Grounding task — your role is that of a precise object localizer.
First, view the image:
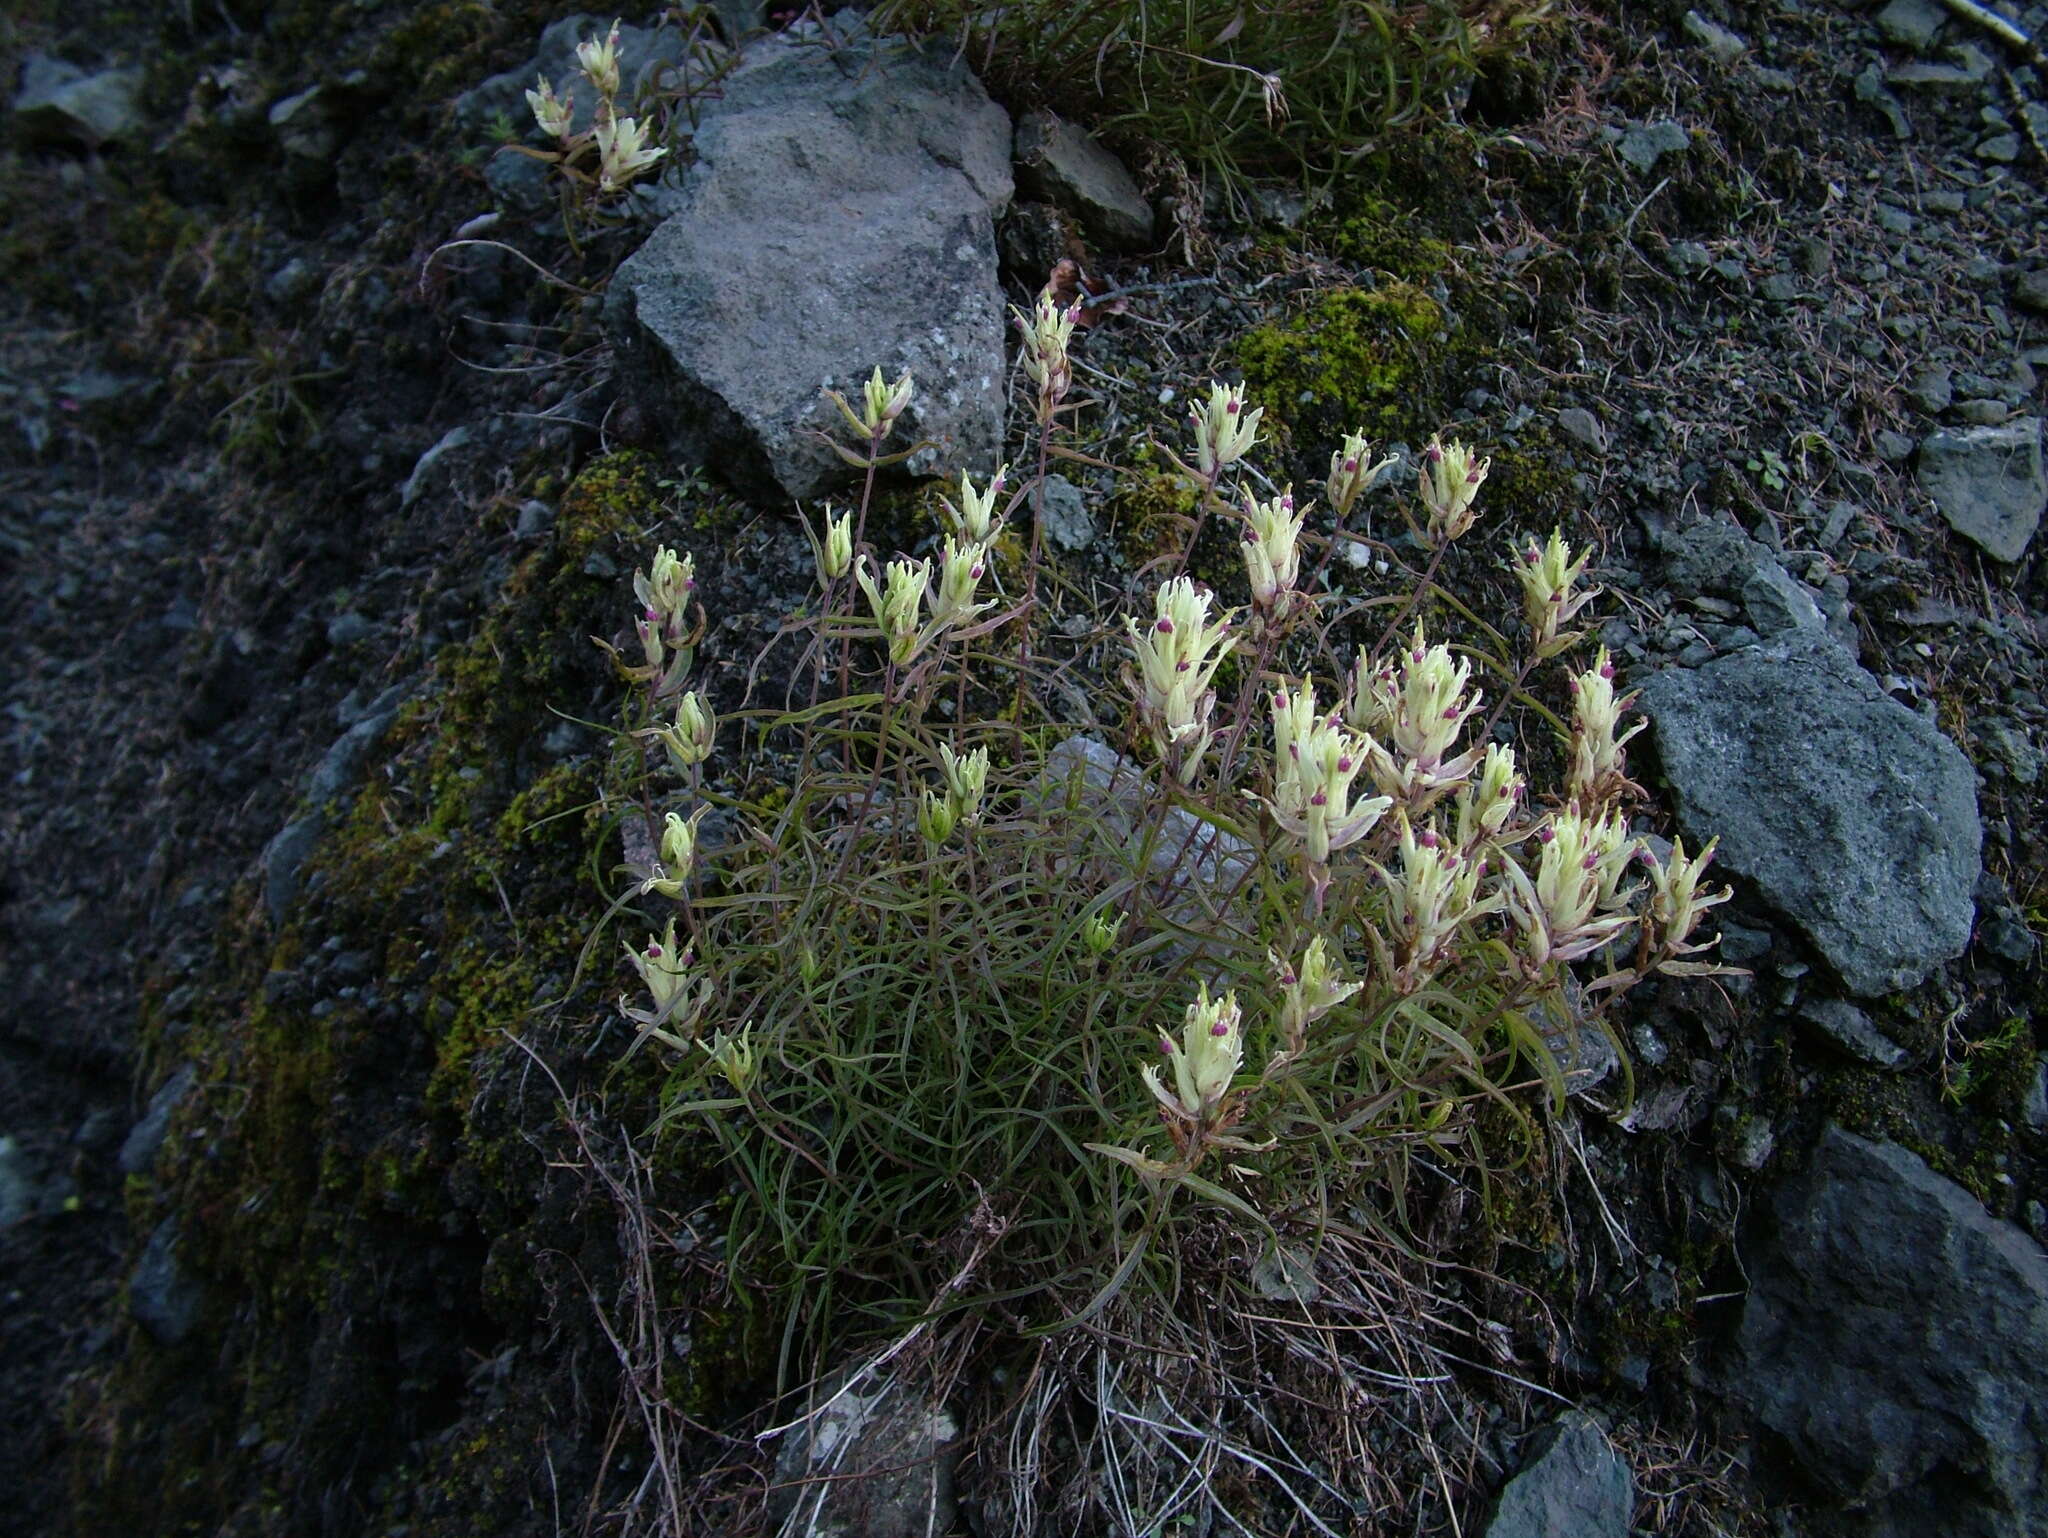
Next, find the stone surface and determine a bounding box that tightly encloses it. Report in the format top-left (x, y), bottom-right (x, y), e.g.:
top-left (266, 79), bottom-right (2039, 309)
top-left (768, 1371), bottom-right (959, 1538)
top-left (1555, 406), bottom-right (1606, 452)
top-left (1874, 0), bottom-right (1946, 51)
top-left (12, 54), bottom-right (143, 146)
top-left (1730, 1127), bottom-right (2048, 1537)
top-left (1482, 1412), bottom-right (1634, 1538)
top-left (1013, 110), bottom-right (1154, 251)
top-left (1682, 10), bottom-right (1748, 64)
top-left (1038, 473), bottom-right (1096, 551)
top-left (1797, 997), bottom-right (1908, 1069)
top-left (1918, 418), bottom-right (2047, 562)
top-left (1617, 119), bottom-right (1689, 172)
top-left (130, 1217), bottom-right (205, 1346)
top-left (2016, 268), bottom-right (2048, 316)
top-left (118, 1065), bottom-right (197, 1177)
top-left (1639, 630), bottom-right (1980, 997)
top-left (607, 25), bottom-right (1012, 503)
top-left (1661, 519), bottom-right (1824, 639)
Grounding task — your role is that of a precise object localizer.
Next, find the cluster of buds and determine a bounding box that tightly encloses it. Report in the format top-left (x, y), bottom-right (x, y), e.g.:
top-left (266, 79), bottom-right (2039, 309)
top-left (1566, 647), bottom-right (1645, 807)
top-left (1351, 624), bottom-right (1485, 807)
top-left (1016, 289), bottom-right (1079, 426)
top-left (927, 536), bottom-right (993, 631)
top-left (1123, 577), bottom-right (1236, 784)
top-left (1502, 807), bottom-right (1640, 970)
top-left (1453, 743), bottom-right (1523, 850)
top-left (621, 916), bottom-right (712, 1051)
top-left (1262, 681), bottom-right (1394, 909)
top-left (940, 465), bottom-right (1008, 544)
top-left (626, 544), bottom-right (698, 697)
top-left (700, 1026), bottom-right (758, 1093)
top-left (1269, 936), bottom-right (1362, 1057)
top-left (804, 505), bottom-right (853, 585)
top-left (1379, 817), bottom-right (1496, 993)
top-left (1417, 435), bottom-right (1489, 545)
top-left (853, 541), bottom-right (990, 669)
top-left (1327, 429), bottom-right (1396, 523)
top-left (1142, 984), bottom-right (1244, 1127)
top-left (1646, 836), bottom-right (1733, 971)
top-left (1238, 486), bottom-right (1306, 622)
top-left (641, 807), bottom-right (707, 899)
top-left (921, 742), bottom-right (989, 847)
top-left (522, 19), bottom-right (668, 198)
top-left (825, 365), bottom-right (915, 450)
top-left (1189, 382), bottom-right (1264, 484)
top-left (1081, 909), bottom-right (1125, 958)
top-left (647, 689), bottom-right (717, 774)
top-left (1514, 530), bottom-right (1600, 659)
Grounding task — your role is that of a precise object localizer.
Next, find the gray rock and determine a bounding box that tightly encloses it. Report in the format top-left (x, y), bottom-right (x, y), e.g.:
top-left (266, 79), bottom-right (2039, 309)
top-left (1758, 272), bottom-right (1801, 303)
top-left (456, 14), bottom-right (701, 139)
top-left (130, 1218), bottom-right (205, 1346)
top-left (1013, 110), bottom-right (1154, 251)
top-left (1639, 630), bottom-right (1980, 997)
top-left (262, 815), bottom-right (325, 927)
top-left (1798, 997), bottom-right (1909, 1069)
top-left (1918, 418), bottom-right (2046, 563)
top-left (1887, 60), bottom-right (1990, 95)
top-left (1555, 406), bottom-right (1606, 452)
top-left (1661, 520), bottom-right (1823, 639)
top-left (305, 685), bottom-right (405, 806)
top-left (1682, 10), bottom-right (1748, 65)
top-left (400, 425), bottom-right (474, 510)
top-left (1617, 119), bottom-right (1690, 172)
top-left (1954, 398), bottom-right (2011, 427)
top-left (2023, 1058), bottom-right (2048, 1133)
top-left (1037, 474), bottom-right (1095, 551)
top-left (2016, 269), bottom-right (2048, 316)
top-left (483, 145), bottom-right (553, 212)
top-left (1906, 363), bottom-right (1952, 414)
top-left (1482, 1412), bottom-right (1633, 1538)
top-left (608, 29), bottom-right (1012, 503)
top-left (1875, 429), bottom-right (1918, 463)
top-left (268, 85), bottom-right (336, 162)
top-left (118, 1066), bottom-right (197, 1177)
top-left (1978, 133), bottom-right (2021, 163)
top-left (1875, 0), bottom-right (1946, 50)
top-left (0, 1136), bottom-right (33, 1230)
top-left (264, 257), bottom-right (321, 307)
top-left (769, 1371), bottom-right (959, 1538)
top-left (12, 54), bottom-right (143, 146)
top-left (1979, 718), bottom-right (2041, 784)
top-left (1730, 1127), bottom-right (2048, 1537)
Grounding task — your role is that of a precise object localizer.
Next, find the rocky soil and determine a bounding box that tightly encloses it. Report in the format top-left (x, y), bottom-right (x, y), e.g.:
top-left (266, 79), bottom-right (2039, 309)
top-left (4, 0), bottom-right (2048, 1535)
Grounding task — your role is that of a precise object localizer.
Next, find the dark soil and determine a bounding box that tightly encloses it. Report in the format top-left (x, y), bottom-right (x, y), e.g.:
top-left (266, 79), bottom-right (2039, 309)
top-left (3, 0), bottom-right (2046, 1534)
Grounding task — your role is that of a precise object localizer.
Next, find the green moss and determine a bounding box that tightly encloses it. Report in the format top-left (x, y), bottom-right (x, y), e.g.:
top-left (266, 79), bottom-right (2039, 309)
top-left (1235, 284), bottom-right (1447, 450)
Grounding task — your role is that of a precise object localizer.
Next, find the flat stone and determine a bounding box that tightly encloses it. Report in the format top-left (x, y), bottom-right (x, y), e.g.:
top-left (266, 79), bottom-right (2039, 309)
top-left (1918, 418), bottom-right (2046, 563)
top-left (1797, 997), bottom-right (1908, 1069)
top-left (768, 1371), bottom-right (959, 1538)
top-left (1617, 119), bottom-right (1689, 173)
top-left (1013, 110), bottom-right (1154, 251)
top-left (118, 1066), bottom-right (198, 1177)
top-left (608, 27), bottom-right (1012, 503)
top-left (1886, 60), bottom-right (1989, 95)
top-left (1555, 406), bottom-right (1606, 452)
top-left (1875, 0), bottom-right (1946, 51)
top-left (1482, 1413), bottom-right (1633, 1538)
top-left (2015, 268), bottom-right (2048, 315)
top-left (1682, 10), bottom-right (1748, 65)
top-left (1730, 1128), bottom-right (2048, 1536)
top-left (130, 1217), bottom-right (205, 1346)
top-left (12, 54), bottom-right (143, 146)
top-left (1639, 630), bottom-right (1980, 997)
top-left (1661, 520), bottom-right (1823, 639)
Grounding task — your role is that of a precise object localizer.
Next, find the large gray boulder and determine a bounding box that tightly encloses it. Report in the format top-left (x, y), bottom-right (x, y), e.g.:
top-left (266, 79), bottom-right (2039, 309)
top-left (607, 23), bottom-right (1013, 503)
top-left (13, 54), bottom-right (143, 147)
top-left (1730, 1127), bottom-right (2048, 1537)
top-left (1638, 629), bottom-right (1979, 996)
top-left (1918, 417), bottom-right (2046, 563)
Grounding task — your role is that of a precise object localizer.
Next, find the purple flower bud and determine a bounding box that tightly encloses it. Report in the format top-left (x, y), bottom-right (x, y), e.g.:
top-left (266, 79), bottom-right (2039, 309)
top-left (1310, 792), bottom-right (1328, 807)
top-left (1583, 852), bottom-right (1598, 870)
top-left (1156, 617), bottom-right (1174, 634)
top-left (1337, 755), bottom-right (1353, 773)
top-left (1443, 706), bottom-right (1459, 720)
top-left (1538, 825), bottom-right (1554, 844)
top-left (1209, 1020), bottom-right (1230, 1037)
top-left (1425, 443), bottom-right (1442, 464)
top-left (1225, 398), bottom-right (1240, 416)
top-left (1419, 829), bottom-right (1439, 848)
top-left (1177, 660), bottom-right (1191, 672)
top-left (1600, 661), bottom-right (1615, 680)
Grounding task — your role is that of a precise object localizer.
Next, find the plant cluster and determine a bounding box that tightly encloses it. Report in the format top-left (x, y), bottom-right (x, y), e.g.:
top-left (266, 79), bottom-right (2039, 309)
top-left (875, 0), bottom-right (1557, 192)
top-left (586, 281), bottom-right (1735, 1523)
